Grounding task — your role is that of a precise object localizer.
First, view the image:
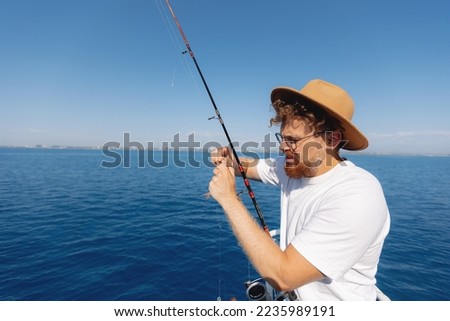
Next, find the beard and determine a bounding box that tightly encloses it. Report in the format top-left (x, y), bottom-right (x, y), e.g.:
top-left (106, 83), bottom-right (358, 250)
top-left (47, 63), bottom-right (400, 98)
top-left (283, 151), bottom-right (322, 179)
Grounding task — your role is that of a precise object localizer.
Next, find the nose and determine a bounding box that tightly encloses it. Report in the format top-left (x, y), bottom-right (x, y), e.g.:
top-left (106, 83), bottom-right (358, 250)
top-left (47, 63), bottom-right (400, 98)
top-left (279, 141), bottom-right (290, 153)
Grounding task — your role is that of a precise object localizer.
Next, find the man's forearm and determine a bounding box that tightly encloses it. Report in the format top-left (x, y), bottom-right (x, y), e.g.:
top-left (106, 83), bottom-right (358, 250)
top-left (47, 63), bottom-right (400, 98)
top-left (219, 195), bottom-right (289, 291)
top-left (234, 157), bottom-right (261, 181)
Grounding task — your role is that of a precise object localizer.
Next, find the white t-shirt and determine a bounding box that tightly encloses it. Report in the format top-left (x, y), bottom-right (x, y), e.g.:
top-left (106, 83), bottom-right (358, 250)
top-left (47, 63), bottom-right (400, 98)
top-left (257, 157), bottom-right (390, 300)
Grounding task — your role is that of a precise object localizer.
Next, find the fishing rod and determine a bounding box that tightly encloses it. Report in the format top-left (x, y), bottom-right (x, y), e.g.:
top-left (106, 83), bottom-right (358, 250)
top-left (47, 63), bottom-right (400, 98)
top-left (164, 0), bottom-right (268, 234)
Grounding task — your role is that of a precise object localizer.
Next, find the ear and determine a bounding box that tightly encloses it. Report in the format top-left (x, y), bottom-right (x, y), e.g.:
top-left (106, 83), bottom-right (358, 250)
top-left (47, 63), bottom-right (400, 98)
top-left (325, 131), bottom-right (342, 149)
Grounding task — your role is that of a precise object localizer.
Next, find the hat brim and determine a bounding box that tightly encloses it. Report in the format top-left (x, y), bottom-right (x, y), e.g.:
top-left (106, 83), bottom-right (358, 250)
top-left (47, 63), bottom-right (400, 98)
top-left (271, 87), bottom-right (368, 151)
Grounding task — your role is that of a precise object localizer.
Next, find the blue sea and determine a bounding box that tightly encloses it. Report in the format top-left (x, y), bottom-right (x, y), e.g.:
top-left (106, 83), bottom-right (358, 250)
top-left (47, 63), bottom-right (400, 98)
top-left (0, 148), bottom-right (449, 301)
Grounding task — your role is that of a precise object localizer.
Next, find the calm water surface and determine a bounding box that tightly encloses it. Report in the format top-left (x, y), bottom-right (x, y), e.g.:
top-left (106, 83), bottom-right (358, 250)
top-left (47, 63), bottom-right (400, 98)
top-left (0, 148), bottom-right (449, 300)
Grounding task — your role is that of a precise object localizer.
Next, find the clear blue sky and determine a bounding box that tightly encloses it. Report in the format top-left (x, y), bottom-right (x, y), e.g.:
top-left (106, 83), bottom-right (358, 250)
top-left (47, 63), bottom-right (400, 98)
top-left (1, 0), bottom-right (449, 155)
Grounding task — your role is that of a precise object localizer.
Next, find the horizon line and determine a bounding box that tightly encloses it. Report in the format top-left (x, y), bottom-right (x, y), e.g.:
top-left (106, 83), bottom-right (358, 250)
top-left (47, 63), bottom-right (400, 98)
top-left (0, 145), bottom-right (449, 158)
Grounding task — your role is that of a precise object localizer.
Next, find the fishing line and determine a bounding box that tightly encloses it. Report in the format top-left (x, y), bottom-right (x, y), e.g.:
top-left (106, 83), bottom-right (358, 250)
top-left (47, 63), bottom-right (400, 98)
top-left (155, 0), bottom-right (208, 101)
top-left (170, 63), bottom-right (178, 87)
top-left (164, 0), bottom-right (269, 234)
top-left (154, 0), bottom-right (180, 52)
top-left (216, 204), bottom-right (224, 301)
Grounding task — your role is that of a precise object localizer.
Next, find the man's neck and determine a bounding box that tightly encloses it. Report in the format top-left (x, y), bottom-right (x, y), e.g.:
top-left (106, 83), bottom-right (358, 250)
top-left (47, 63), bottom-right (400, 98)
top-left (305, 154), bottom-right (343, 177)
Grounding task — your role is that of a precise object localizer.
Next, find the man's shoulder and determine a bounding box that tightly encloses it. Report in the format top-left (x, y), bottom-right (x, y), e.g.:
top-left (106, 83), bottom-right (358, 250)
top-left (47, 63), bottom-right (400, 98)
top-left (326, 161), bottom-right (384, 196)
top-left (339, 160), bottom-right (379, 181)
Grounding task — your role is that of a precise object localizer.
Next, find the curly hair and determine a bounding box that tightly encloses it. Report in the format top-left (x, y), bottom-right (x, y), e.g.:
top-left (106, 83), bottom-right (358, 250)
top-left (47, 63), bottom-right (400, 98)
top-left (270, 99), bottom-right (343, 134)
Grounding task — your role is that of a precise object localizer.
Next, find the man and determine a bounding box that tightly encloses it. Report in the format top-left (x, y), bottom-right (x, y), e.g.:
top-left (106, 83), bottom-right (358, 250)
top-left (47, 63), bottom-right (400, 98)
top-left (209, 79), bottom-right (390, 300)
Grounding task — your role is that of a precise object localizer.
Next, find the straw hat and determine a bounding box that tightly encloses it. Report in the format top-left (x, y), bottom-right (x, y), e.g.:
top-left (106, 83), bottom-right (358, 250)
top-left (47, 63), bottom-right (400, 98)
top-left (271, 79), bottom-right (368, 150)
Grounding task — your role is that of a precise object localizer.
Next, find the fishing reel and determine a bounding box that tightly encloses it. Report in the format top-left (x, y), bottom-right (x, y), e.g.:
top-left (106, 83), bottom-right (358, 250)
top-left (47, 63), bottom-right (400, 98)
top-left (245, 278), bottom-right (272, 301)
top-left (245, 278), bottom-right (298, 301)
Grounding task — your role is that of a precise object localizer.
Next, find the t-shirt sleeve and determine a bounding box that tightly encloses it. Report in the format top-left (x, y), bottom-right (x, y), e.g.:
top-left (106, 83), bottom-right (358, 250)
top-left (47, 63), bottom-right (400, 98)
top-left (290, 171), bottom-right (389, 281)
top-left (256, 157), bottom-right (282, 186)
